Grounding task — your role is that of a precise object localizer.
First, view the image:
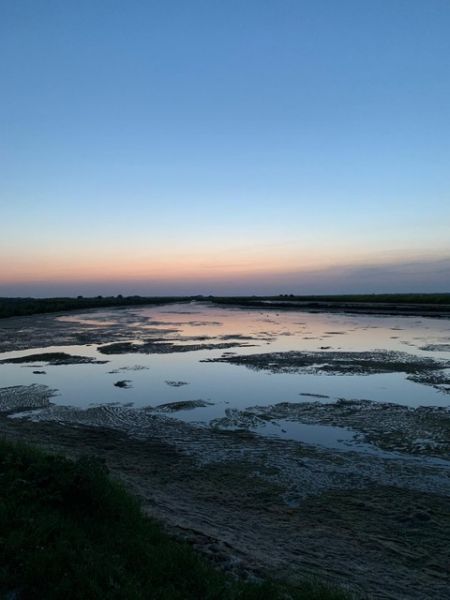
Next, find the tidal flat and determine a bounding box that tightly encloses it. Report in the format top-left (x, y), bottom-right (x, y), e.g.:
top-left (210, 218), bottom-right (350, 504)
top-left (1, 301), bottom-right (450, 598)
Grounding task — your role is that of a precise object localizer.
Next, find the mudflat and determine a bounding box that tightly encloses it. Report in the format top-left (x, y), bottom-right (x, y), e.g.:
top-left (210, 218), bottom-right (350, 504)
top-left (0, 407), bottom-right (449, 600)
top-left (1, 303), bottom-right (450, 599)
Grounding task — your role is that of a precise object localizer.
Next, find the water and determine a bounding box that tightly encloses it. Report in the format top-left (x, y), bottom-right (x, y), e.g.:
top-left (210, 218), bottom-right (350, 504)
top-left (1, 302), bottom-right (449, 450)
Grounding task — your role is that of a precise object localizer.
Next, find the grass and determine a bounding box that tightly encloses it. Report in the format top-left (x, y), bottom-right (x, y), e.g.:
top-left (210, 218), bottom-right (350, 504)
top-left (0, 438), bottom-right (348, 600)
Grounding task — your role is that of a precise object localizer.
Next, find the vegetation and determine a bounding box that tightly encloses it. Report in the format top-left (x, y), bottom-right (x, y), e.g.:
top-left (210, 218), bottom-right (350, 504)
top-left (0, 296), bottom-right (189, 319)
top-left (0, 439), bottom-right (348, 600)
top-left (210, 293), bottom-right (450, 306)
top-left (1, 293), bottom-right (448, 320)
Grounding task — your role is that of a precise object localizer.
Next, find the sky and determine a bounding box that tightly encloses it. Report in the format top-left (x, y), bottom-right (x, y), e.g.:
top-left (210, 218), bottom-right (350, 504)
top-left (1, 0), bottom-right (450, 297)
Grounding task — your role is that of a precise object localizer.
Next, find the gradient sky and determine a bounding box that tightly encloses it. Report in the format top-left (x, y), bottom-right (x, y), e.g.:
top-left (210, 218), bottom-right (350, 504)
top-left (1, 0), bottom-right (450, 296)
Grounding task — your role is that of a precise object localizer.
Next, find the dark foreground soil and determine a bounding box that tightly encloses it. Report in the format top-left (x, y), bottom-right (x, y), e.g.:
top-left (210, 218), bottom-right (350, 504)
top-left (0, 412), bottom-right (449, 600)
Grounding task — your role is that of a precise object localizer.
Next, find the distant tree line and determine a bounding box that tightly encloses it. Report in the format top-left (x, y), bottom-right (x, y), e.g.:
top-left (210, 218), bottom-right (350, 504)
top-left (211, 293), bottom-right (450, 306)
top-left (1, 293), bottom-right (449, 320)
top-left (0, 296), bottom-right (190, 319)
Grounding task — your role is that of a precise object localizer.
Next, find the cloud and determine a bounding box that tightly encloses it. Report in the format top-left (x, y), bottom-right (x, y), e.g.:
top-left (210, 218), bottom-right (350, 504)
top-left (1, 256), bottom-right (449, 297)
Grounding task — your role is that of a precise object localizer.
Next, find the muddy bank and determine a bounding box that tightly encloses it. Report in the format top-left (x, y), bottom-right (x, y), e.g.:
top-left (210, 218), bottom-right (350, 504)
top-left (211, 399), bottom-right (450, 459)
top-left (155, 400), bottom-right (213, 412)
top-left (98, 340), bottom-right (251, 355)
top-left (2, 385), bottom-right (449, 500)
top-left (419, 344), bottom-right (450, 352)
top-left (206, 349), bottom-right (449, 375)
top-left (210, 297), bottom-right (450, 318)
top-left (0, 307), bottom-right (227, 354)
top-left (0, 398), bottom-right (449, 599)
top-left (206, 350), bottom-right (450, 394)
top-left (0, 311), bottom-right (155, 353)
top-left (0, 351), bottom-right (108, 365)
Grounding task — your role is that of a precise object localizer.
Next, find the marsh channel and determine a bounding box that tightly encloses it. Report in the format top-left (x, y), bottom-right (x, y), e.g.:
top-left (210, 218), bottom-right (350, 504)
top-left (1, 302), bottom-right (449, 599)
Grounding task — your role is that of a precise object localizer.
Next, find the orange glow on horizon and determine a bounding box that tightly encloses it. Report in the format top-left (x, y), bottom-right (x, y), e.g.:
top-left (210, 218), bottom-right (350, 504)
top-left (2, 244), bottom-right (449, 287)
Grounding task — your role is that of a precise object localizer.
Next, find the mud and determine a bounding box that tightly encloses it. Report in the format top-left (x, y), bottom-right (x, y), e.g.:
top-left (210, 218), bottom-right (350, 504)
top-left (213, 298), bottom-right (450, 318)
top-left (0, 384), bottom-right (57, 413)
top-left (0, 351), bottom-right (108, 365)
top-left (0, 392), bottom-right (449, 599)
top-left (408, 371), bottom-right (450, 394)
top-left (113, 380), bottom-right (132, 388)
top-left (0, 309), bottom-right (224, 354)
top-left (2, 307), bottom-right (450, 598)
top-left (419, 344), bottom-right (450, 352)
top-left (0, 311), bottom-right (140, 353)
top-left (98, 340), bottom-right (251, 355)
top-left (206, 350), bottom-right (450, 394)
top-left (207, 349), bottom-right (448, 375)
top-left (108, 365), bottom-right (149, 373)
top-left (211, 399), bottom-right (450, 459)
top-left (155, 400), bottom-right (213, 412)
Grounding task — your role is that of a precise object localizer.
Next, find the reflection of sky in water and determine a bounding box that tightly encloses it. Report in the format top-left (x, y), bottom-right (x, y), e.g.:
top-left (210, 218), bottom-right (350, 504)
top-left (1, 303), bottom-right (450, 449)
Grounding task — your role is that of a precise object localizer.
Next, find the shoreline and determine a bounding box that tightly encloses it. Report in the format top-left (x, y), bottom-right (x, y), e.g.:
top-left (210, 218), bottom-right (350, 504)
top-left (1, 399), bottom-right (449, 599)
top-left (1, 295), bottom-right (450, 322)
top-left (209, 299), bottom-right (450, 319)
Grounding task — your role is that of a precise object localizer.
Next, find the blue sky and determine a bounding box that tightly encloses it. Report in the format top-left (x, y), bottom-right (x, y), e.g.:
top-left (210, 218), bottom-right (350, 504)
top-left (1, 0), bottom-right (449, 295)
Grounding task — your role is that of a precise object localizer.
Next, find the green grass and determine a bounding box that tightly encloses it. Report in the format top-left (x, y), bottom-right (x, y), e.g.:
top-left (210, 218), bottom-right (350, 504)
top-left (0, 439), bottom-right (348, 600)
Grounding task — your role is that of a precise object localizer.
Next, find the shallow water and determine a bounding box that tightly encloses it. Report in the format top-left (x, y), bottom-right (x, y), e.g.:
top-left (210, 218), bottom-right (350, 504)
top-left (1, 302), bottom-right (449, 450)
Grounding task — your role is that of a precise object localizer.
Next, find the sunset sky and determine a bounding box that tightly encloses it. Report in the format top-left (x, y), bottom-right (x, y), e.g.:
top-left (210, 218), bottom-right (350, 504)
top-left (1, 0), bottom-right (450, 296)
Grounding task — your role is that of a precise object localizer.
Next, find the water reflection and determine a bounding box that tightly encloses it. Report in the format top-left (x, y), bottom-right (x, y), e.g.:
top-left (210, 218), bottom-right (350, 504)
top-left (1, 302), bottom-right (449, 450)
